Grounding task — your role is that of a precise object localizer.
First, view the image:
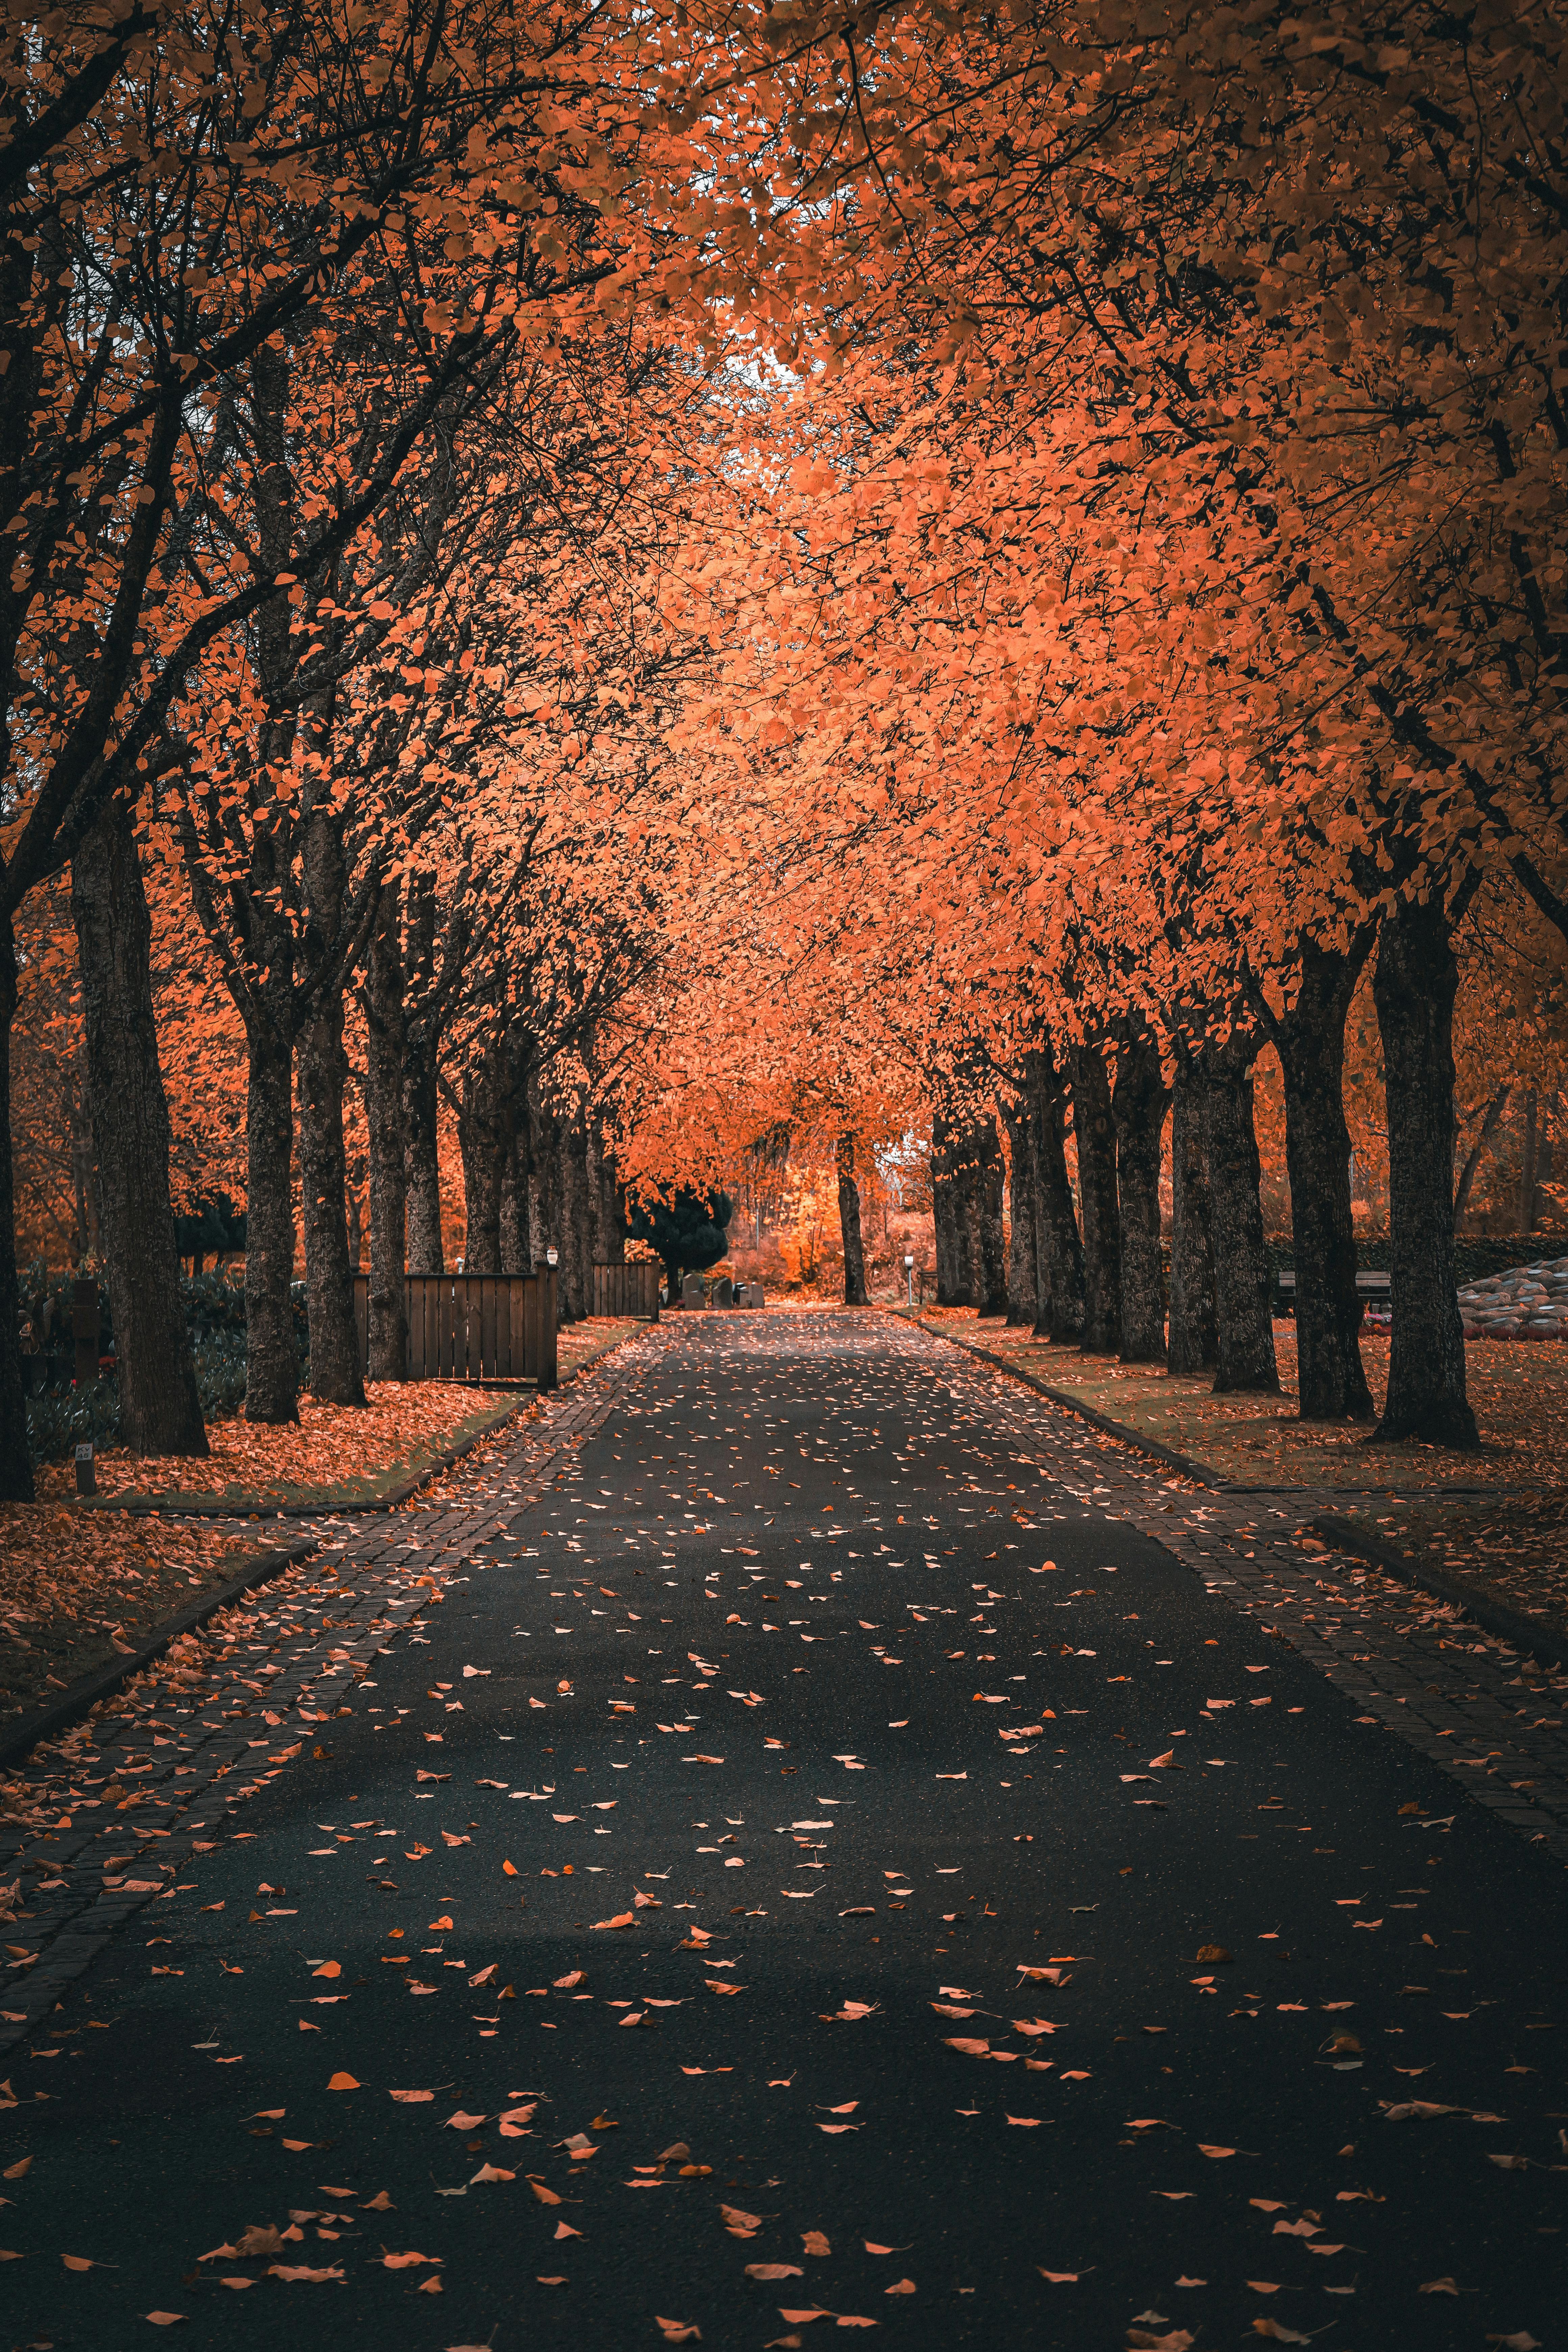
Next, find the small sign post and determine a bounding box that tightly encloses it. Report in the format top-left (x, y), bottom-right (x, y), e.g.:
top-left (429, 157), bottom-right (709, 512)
top-left (75, 1441), bottom-right (96, 1496)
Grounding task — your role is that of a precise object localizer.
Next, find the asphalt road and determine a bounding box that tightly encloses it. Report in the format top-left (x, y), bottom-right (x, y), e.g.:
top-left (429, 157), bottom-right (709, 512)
top-left (3, 1311), bottom-right (1562, 2351)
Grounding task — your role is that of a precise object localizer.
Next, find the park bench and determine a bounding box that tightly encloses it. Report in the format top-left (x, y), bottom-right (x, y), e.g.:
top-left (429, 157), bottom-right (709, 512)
top-left (1273, 1269), bottom-right (1392, 1315)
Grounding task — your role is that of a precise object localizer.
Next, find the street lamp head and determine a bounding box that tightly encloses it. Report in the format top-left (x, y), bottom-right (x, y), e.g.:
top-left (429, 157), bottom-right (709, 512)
top-left (545, 1246), bottom-right (559, 1268)
top-left (903, 1253), bottom-right (914, 1268)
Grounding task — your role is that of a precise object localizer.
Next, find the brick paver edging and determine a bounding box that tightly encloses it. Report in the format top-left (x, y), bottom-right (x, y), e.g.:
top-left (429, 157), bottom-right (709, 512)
top-left (1309, 1510), bottom-right (1568, 1671)
top-left (0, 1535), bottom-right (321, 1773)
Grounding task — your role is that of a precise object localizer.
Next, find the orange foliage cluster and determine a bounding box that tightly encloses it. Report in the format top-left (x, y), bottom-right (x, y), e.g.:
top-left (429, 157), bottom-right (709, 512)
top-left (4, 0), bottom-right (1568, 1481)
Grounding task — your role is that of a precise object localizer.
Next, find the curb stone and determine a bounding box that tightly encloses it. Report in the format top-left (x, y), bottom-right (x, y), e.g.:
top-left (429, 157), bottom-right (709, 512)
top-left (1307, 1511), bottom-right (1568, 1672)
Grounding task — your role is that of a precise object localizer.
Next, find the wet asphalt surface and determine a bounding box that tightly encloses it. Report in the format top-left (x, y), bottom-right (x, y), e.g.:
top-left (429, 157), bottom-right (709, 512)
top-left (2, 1311), bottom-right (1563, 2350)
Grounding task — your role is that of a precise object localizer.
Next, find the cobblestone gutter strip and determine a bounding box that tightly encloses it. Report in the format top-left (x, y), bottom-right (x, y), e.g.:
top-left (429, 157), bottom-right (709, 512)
top-left (1308, 1511), bottom-right (1568, 1671)
top-left (0, 1329), bottom-right (658, 2057)
top-left (0, 1535), bottom-right (320, 1773)
top-left (901, 1309), bottom-right (1221, 1486)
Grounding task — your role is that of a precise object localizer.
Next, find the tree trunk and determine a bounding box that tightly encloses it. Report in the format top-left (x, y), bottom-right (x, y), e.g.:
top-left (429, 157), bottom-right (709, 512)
top-left (565, 1120), bottom-right (594, 1318)
top-left (1071, 1042), bottom-right (1122, 1352)
top-left (244, 1024), bottom-right (300, 1424)
top-left (499, 1126), bottom-right (529, 1274)
top-left (402, 877), bottom-right (444, 1274)
top-left (532, 1093), bottom-right (563, 1277)
top-left (1000, 1101), bottom-right (1038, 1326)
top-left (1112, 1024), bottom-right (1169, 1363)
top-left (1269, 937), bottom-right (1374, 1420)
top-left (1453, 1085), bottom-right (1509, 1224)
top-left (364, 882), bottom-right (408, 1380)
top-left (551, 1121), bottom-right (578, 1318)
top-left (590, 1122), bottom-right (623, 1266)
top-left (405, 1047), bottom-right (443, 1272)
top-left (1167, 1049), bottom-right (1217, 1374)
top-left (1519, 1088), bottom-right (1539, 1232)
top-left (837, 1131), bottom-right (869, 1305)
top-left (1373, 890), bottom-right (1477, 1446)
top-left (71, 793), bottom-right (207, 1455)
top-left (296, 802), bottom-right (364, 1408)
top-left (973, 1114), bottom-right (1008, 1314)
top-left (68, 1038), bottom-right (101, 1264)
top-left (297, 993), bottom-right (364, 1407)
top-left (1205, 1032), bottom-right (1279, 1394)
top-left (0, 924), bottom-right (34, 1499)
top-left (931, 1109), bottom-right (964, 1304)
top-left (458, 1049), bottom-right (504, 1274)
top-left (1027, 1048), bottom-right (1084, 1341)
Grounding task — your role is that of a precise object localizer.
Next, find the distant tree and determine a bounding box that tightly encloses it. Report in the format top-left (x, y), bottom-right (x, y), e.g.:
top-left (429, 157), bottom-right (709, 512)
top-left (625, 1188), bottom-right (732, 1299)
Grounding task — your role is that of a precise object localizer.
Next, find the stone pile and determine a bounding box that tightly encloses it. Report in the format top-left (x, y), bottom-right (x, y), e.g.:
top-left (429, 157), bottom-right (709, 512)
top-left (1458, 1254), bottom-right (1568, 1342)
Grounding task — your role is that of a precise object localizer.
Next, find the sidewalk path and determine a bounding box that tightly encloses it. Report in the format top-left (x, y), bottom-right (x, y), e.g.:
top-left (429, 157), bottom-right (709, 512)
top-left (1, 1311), bottom-right (1562, 2348)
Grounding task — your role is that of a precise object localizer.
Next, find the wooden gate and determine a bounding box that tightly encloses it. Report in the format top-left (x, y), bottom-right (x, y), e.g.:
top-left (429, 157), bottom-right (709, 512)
top-left (352, 1272), bottom-right (558, 1389)
top-left (591, 1260), bottom-right (662, 1319)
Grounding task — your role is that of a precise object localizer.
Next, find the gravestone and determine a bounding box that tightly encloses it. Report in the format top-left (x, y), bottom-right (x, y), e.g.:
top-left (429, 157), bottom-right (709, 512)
top-left (682, 1272), bottom-right (705, 1309)
top-left (745, 1283), bottom-right (764, 1308)
top-left (714, 1277), bottom-right (734, 1308)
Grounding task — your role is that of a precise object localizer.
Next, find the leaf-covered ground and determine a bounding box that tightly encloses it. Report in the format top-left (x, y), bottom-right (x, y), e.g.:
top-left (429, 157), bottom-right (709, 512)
top-left (33, 1381), bottom-right (525, 1512)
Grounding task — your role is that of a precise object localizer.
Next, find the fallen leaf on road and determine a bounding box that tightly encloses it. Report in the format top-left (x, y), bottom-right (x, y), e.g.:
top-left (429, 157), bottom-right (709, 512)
top-left (235, 2227), bottom-right (285, 2256)
top-left (390, 2090), bottom-right (435, 2104)
top-left (444, 2111), bottom-right (487, 2130)
top-left (529, 2182), bottom-right (561, 2206)
top-left (382, 2252), bottom-right (440, 2269)
top-left (748, 2264), bottom-right (805, 2280)
top-left (326, 2073), bottom-right (359, 2092)
top-left (267, 2264), bottom-right (344, 2282)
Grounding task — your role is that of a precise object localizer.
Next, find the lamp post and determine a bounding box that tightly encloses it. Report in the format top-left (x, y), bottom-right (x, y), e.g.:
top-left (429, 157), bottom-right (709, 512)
top-left (540, 1246), bottom-right (559, 1393)
top-left (904, 1252), bottom-right (914, 1309)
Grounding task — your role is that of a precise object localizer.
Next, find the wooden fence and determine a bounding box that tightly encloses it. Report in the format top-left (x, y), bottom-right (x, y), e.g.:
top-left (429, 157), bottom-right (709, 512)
top-left (591, 1260), bottom-right (662, 1319)
top-left (353, 1272), bottom-right (558, 1389)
